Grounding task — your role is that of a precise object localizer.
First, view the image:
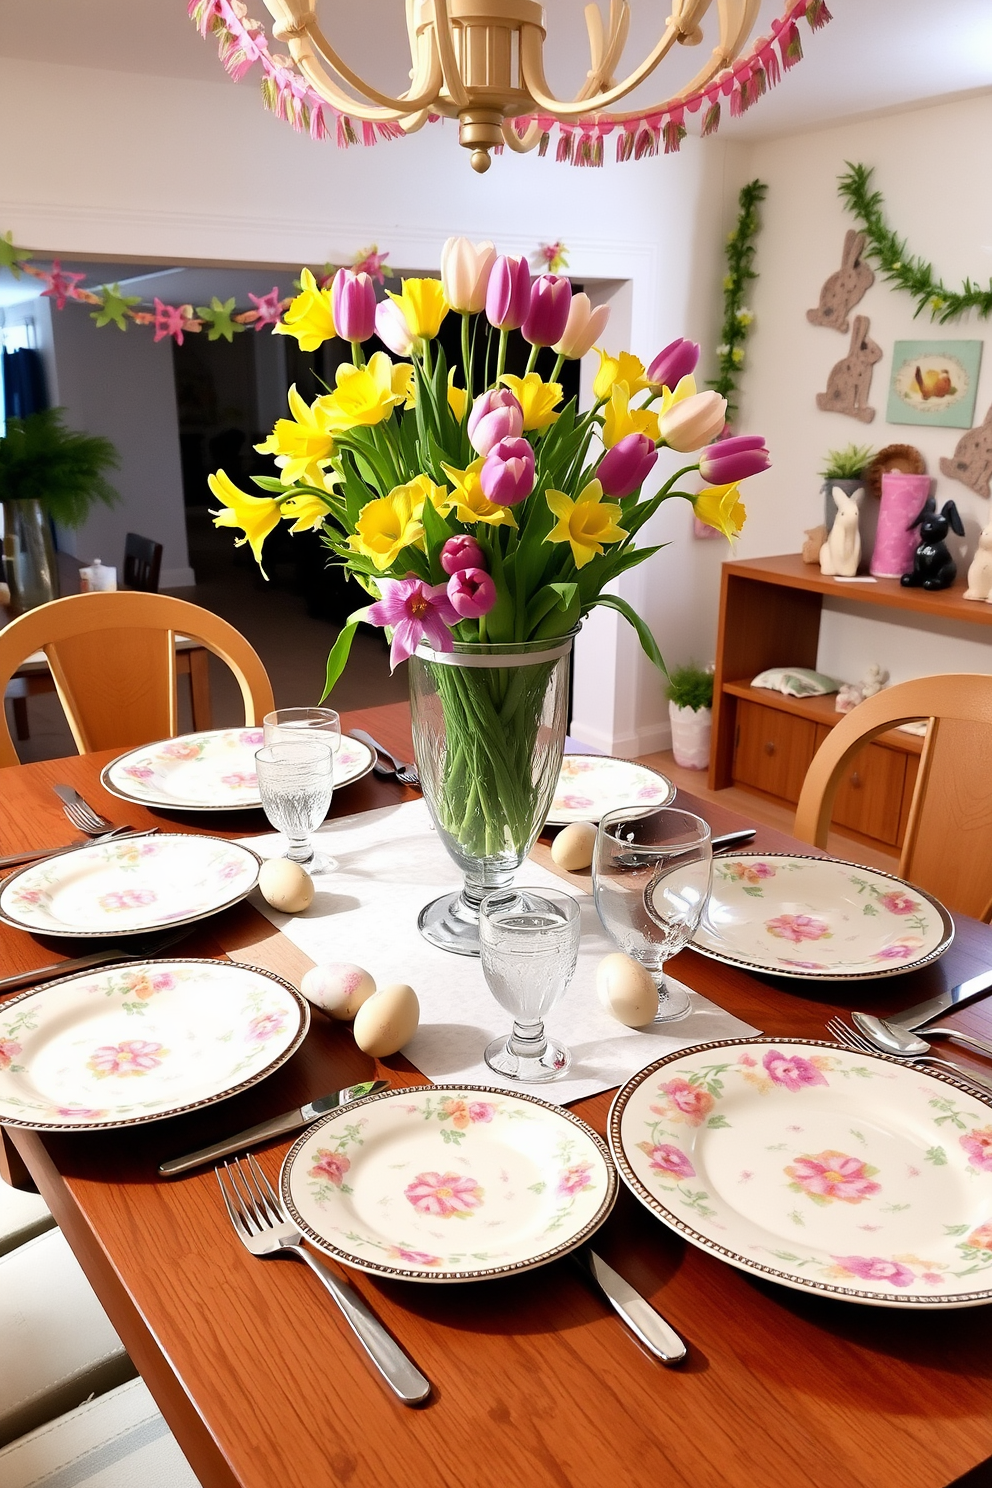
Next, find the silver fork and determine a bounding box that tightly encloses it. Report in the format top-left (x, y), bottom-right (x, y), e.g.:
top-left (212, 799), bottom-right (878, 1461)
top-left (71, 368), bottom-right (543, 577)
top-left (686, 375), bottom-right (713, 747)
top-left (826, 1016), bottom-right (992, 1096)
top-left (216, 1155), bottom-right (430, 1405)
top-left (53, 786), bottom-right (118, 834)
top-left (349, 730), bottom-right (420, 787)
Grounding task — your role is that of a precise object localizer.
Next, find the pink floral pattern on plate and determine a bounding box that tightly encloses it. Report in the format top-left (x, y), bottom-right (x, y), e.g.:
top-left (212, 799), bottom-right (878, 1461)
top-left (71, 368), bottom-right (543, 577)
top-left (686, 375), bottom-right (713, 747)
top-left (221, 772), bottom-right (257, 789)
top-left (438, 1096), bottom-right (495, 1129)
top-left (0, 1039), bottom-right (22, 1071)
top-left (558, 1161), bottom-right (595, 1197)
top-left (765, 913), bottom-right (832, 944)
top-left (239, 730), bottom-right (264, 746)
top-left (761, 1048), bottom-right (828, 1092)
top-left (878, 891), bottom-right (920, 916)
top-left (637, 1141), bottom-right (696, 1183)
top-left (87, 1039), bottom-right (167, 1078)
top-left (650, 1077), bottom-right (714, 1126)
top-left (310, 1150), bottom-right (351, 1187)
top-left (830, 1255), bottom-right (915, 1288)
top-left (160, 739), bottom-right (204, 761)
top-left (98, 888), bottom-right (157, 912)
top-left (404, 1170), bottom-right (485, 1219)
top-left (785, 1151), bottom-right (881, 1205)
top-left (247, 1011), bottom-right (288, 1043)
top-left (960, 1127), bottom-right (992, 1173)
top-left (873, 937), bottom-right (925, 962)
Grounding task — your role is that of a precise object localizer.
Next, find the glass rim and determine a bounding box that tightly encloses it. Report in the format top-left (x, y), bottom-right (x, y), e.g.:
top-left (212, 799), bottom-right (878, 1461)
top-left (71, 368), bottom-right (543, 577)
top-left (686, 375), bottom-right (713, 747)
top-left (478, 883), bottom-right (582, 923)
top-left (255, 739), bottom-right (334, 765)
top-left (597, 805), bottom-right (712, 847)
top-left (263, 707), bottom-right (340, 726)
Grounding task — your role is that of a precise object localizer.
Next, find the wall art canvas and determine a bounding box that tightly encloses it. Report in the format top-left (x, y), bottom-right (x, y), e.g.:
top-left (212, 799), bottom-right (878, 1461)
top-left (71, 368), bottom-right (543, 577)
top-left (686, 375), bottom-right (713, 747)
top-left (886, 340), bottom-right (983, 429)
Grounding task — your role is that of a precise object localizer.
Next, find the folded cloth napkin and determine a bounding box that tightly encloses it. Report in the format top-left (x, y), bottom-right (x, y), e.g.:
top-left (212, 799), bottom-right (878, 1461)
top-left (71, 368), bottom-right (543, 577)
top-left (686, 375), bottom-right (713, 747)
top-left (240, 799), bottom-right (759, 1106)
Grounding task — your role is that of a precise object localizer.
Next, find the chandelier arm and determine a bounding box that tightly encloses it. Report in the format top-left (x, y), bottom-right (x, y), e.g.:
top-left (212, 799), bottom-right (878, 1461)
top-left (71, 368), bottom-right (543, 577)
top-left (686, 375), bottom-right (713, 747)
top-left (398, 107), bottom-right (433, 134)
top-left (562, 41), bottom-right (741, 125)
top-left (429, 0), bottom-right (471, 110)
top-left (289, 43), bottom-right (416, 120)
top-left (717, 0), bottom-right (762, 59)
top-left (298, 18), bottom-right (442, 113)
top-left (518, 18), bottom-right (680, 119)
top-left (500, 119), bottom-right (545, 153)
top-left (574, 0), bottom-right (631, 102)
top-left (669, 0), bottom-right (717, 44)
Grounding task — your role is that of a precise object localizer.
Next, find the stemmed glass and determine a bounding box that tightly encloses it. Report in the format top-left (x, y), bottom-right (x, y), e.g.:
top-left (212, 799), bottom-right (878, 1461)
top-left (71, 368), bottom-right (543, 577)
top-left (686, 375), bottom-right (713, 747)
top-left (479, 885), bottom-right (581, 1082)
top-left (255, 739), bottom-right (334, 873)
top-left (263, 707), bottom-right (342, 756)
top-left (592, 807), bottom-right (713, 1022)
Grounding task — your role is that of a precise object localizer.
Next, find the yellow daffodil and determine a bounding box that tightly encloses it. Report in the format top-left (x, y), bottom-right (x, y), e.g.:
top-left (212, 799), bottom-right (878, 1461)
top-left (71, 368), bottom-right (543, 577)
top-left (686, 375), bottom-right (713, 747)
top-left (254, 384), bottom-right (336, 486)
top-left (658, 374), bottom-right (697, 415)
top-left (208, 469), bottom-right (280, 577)
top-left (392, 361), bottom-right (417, 410)
top-left (404, 472), bottom-right (448, 516)
top-left (593, 349), bottom-right (649, 401)
top-left (602, 384), bottom-right (660, 449)
top-left (693, 482), bottom-right (746, 540)
top-left (318, 352), bottom-right (407, 431)
top-left (497, 373), bottom-right (562, 432)
top-left (386, 278), bottom-right (449, 341)
top-left (447, 369), bottom-right (467, 422)
top-left (273, 267), bottom-right (336, 352)
top-left (439, 460), bottom-right (518, 528)
top-left (544, 479), bottom-right (627, 569)
top-left (347, 481), bottom-right (426, 571)
top-left (280, 490), bottom-right (333, 534)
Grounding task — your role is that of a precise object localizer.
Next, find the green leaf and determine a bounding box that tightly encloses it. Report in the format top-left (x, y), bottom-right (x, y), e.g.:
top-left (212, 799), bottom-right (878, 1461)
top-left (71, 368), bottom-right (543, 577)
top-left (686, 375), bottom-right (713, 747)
top-left (590, 594), bottom-right (666, 674)
top-left (318, 607), bottom-right (370, 701)
top-left (251, 475), bottom-right (289, 492)
top-left (420, 495), bottom-right (453, 585)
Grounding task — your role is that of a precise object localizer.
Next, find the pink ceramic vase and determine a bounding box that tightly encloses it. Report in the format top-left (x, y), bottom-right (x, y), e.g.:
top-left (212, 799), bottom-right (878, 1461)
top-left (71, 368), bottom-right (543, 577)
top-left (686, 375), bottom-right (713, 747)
top-left (871, 472), bottom-right (932, 579)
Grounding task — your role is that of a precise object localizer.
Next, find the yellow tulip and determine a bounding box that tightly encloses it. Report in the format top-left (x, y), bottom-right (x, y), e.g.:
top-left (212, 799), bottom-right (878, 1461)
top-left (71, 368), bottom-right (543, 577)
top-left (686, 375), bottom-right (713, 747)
top-left (347, 481), bottom-right (426, 571)
top-left (447, 369), bottom-right (467, 422)
top-left (273, 267), bottom-right (336, 352)
top-left (255, 384), bottom-right (336, 486)
top-left (280, 491), bottom-right (331, 534)
top-left (208, 469), bottom-right (280, 577)
top-left (602, 384), bottom-right (660, 449)
top-left (319, 352), bottom-right (407, 431)
top-left (497, 373), bottom-right (562, 432)
top-left (545, 480), bottom-right (627, 569)
top-left (392, 361), bottom-right (416, 410)
top-left (693, 482), bottom-right (746, 540)
top-left (593, 349), bottom-right (649, 401)
top-left (439, 460), bottom-right (518, 528)
top-left (386, 278), bottom-right (449, 341)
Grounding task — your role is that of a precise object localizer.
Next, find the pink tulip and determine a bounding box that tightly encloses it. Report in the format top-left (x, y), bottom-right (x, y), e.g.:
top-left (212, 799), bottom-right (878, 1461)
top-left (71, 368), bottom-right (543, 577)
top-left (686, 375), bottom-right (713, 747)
top-left (660, 390), bottom-right (727, 453)
top-left (522, 275), bottom-right (572, 348)
top-left (597, 433), bottom-right (658, 498)
top-left (447, 567), bottom-right (497, 620)
top-left (647, 338), bottom-right (700, 390)
top-left (440, 236), bottom-right (496, 314)
top-left (553, 293), bottom-right (611, 359)
top-left (467, 388), bottom-right (524, 456)
top-left (698, 434), bottom-right (770, 484)
top-left (374, 297), bottom-right (415, 357)
top-left (440, 534), bottom-right (486, 575)
top-left (485, 255), bottom-right (531, 331)
top-left (332, 269), bottom-right (376, 343)
top-left (480, 437), bottom-right (535, 506)
top-left (367, 575), bottom-right (459, 670)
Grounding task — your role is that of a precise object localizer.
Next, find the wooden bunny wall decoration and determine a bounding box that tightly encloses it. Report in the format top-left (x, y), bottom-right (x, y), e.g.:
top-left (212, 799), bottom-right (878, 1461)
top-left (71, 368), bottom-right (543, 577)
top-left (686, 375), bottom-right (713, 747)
top-left (816, 316), bottom-right (882, 423)
top-left (940, 402), bottom-right (992, 499)
top-left (807, 230), bottom-right (875, 333)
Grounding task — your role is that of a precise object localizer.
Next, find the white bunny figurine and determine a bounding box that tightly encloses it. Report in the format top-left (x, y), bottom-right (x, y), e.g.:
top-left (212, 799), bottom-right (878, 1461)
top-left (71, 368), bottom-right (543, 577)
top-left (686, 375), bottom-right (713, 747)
top-left (819, 486), bottom-right (862, 577)
top-left (963, 518), bottom-right (992, 603)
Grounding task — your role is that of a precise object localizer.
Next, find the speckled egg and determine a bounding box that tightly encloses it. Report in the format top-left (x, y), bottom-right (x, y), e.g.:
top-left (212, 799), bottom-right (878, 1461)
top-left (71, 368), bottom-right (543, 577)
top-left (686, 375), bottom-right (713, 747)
top-left (551, 821), bottom-right (598, 872)
top-left (300, 962), bottom-right (376, 1020)
top-left (353, 983), bottom-right (420, 1057)
top-left (596, 952), bottom-right (659, 1028)
top-left (258, 857), bottom-right (314, 914)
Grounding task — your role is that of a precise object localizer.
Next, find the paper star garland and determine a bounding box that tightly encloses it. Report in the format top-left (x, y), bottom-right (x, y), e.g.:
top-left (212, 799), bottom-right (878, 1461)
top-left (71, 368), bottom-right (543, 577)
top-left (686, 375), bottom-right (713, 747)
top-left (245, 286), bottom-right (285, 329)
top-left (352, 245), bottom-right (391, 284)
top-left (41, 260), bottom-right (86, 311)
top-left (91, 284), bottom-right (142, 331)
top-left (196, 296), bottom-right (243, 342)
top-left (0, 230), bottom-right (29, 278)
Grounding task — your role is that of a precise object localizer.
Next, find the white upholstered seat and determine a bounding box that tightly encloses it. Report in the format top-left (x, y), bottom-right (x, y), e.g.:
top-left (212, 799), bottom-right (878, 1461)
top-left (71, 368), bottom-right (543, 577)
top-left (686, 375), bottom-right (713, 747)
top-left (0, 1179), bottom-right (55, 1257)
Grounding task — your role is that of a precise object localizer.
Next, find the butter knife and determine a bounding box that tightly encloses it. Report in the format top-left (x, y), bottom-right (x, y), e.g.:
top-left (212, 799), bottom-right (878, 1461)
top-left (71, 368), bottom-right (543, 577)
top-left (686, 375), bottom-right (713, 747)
top-left (887, 969), bottom-right (992, 1031)
top-left (578, 1249), bottom-right (687, 1365)
top-left (159, 1080), bottom-right (389, 1176)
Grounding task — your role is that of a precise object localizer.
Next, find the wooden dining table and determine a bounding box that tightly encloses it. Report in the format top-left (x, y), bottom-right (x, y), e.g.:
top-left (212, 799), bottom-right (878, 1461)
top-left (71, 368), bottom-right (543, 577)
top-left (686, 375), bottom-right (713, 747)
top-left (2, 700), bottom-right (992, 1488)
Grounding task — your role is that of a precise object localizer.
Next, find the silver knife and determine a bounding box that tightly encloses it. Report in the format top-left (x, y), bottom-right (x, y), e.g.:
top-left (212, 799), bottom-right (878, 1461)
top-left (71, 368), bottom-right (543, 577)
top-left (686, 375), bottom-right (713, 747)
top-left (0, 827), bottom-right (154, 873)
top-left (889, 970), bottom-right (992, 1031)
top-left (159, 1080), bottom-right (389, 1177)
top-left (579, 1249), bottom-right (687, 1365)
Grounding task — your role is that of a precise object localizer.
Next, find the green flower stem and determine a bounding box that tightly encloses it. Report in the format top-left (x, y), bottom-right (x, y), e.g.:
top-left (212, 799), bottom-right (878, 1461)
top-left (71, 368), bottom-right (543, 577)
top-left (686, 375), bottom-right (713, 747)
top-left (461, 313), bottom-right (473, 406)
top-left (549, 353), bottom-right (565, 383)
top-left (524, 344), bottom-right (539, 375)
top-left (496, 328), bottom-right (509, 381)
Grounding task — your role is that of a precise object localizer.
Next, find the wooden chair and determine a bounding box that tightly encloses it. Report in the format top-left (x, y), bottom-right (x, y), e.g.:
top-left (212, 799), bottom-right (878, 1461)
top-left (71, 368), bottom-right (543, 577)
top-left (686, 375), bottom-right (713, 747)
top-left (794, 674), bottom-right (992, 922)
top-left (122, 533), bottom-right (163, 593)
top-left (0, 592), bottom-right (274, 767)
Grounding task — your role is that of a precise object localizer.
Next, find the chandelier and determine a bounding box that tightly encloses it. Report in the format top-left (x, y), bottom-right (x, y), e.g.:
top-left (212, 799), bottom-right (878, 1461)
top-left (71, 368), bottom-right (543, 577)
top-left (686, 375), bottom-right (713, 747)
top-left (193, 0), bottom-right (830, 170)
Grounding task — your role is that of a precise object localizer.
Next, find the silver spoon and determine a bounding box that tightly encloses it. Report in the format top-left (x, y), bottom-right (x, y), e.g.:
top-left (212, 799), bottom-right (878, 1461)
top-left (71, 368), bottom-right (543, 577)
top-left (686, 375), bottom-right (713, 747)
top-left (853, 1013), bottom-right (992, 1064)
top-left (846, 1014), bottom-right (992, 1096)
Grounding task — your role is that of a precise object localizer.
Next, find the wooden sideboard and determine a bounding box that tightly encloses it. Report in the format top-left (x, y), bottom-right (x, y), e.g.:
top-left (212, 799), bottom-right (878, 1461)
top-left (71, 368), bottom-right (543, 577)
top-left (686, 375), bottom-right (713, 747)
top-left (709, 553), bottom-right (992, 852)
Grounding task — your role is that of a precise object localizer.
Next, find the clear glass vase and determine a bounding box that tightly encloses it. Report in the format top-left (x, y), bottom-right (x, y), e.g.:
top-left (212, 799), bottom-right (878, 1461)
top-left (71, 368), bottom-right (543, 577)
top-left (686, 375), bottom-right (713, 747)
top-left (409, 633), bottom-right (575, 956)
top-left (1, 499), bottom-right (59, 615)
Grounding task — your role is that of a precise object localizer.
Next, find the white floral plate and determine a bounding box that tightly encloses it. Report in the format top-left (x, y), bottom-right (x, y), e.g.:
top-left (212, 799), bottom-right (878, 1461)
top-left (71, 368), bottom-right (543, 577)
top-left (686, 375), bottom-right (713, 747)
top-left (0, 958), bottom-right (309, 1130)
top-left (610, 1038), bottom-right (992, 1309)
top-left (692, 854), bottom-right (953, 980)
top-left (101, 728), bottom-right (375, 811)
top-left (546, 754), bottom-right (675, 826)
top-left (0, 834), bottom-right (260, 938)
top-left (281, 1084), bottom-right (617, 1283)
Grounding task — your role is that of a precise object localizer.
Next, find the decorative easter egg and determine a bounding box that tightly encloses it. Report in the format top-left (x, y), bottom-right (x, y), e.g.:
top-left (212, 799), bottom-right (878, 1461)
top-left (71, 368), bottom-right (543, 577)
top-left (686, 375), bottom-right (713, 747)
top-left (300, 962), bottom-right (376, 1020)
top-left (551, 821), bottom-right (598, 872)
top-left (258, 857), bottom-right (314, 914)
top-left (353, 983), bottom-right (420, 1057)
top-left (596, 952), bottom-right (659, 1028)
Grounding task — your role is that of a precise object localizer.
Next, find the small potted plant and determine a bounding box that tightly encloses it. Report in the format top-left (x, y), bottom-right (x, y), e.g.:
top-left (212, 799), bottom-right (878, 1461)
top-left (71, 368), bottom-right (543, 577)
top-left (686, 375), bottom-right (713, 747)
top-left (819, 443), bottom-right (875, 564)
top-left (666, 662), bottom-right (714, 770)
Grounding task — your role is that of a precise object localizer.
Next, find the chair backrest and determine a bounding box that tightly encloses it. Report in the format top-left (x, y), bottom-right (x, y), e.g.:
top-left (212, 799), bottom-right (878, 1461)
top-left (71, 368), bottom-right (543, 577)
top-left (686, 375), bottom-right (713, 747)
top-left (123, 533), bottom-right (163, 593)
top-left (794, 673), bottom-right (992, 921)
top-left (0, 592), bottom-right (275, 767)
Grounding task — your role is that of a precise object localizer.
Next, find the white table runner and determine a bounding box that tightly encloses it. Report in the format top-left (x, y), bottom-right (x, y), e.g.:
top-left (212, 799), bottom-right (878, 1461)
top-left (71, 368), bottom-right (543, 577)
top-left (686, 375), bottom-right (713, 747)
top-left (239, 798), bottom-right (760, 1106)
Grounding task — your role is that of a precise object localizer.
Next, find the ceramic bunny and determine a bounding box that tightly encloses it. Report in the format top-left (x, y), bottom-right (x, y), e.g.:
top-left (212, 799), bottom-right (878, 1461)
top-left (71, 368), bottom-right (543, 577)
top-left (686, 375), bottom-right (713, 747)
top-left (807, 231), bottom-right (875, 333)
top-left (819, 486), bottom-right (862, 577)
top-left (901, 497), bottom-right (965, 590)
top-left (964, 517), bottom-right (992, 603)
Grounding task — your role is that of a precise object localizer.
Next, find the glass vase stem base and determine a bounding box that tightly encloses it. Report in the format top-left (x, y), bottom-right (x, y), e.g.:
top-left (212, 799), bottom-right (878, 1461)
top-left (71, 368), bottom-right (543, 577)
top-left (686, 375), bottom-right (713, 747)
top-left (418, 891), bottom-right (485, 957)
top-left (484, 1028), bottom-right (571, 1084)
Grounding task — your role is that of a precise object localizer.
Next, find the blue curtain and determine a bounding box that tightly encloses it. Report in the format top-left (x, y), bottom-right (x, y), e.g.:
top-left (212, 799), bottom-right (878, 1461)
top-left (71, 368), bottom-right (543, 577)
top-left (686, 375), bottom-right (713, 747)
top-left (2, 347), bottom-right (49, 420)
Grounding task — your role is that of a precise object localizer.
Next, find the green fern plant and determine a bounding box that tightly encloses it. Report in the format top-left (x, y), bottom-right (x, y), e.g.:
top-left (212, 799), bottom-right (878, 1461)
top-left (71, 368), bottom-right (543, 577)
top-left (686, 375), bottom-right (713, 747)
top-left (0, 408), bottom-right (119, 527)
top-left (665, 663), bottom-right (713, 712)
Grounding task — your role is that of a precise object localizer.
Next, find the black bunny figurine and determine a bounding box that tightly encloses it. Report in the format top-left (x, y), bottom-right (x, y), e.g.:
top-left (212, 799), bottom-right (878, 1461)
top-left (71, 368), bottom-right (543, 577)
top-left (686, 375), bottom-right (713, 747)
top-left (901, 497), bottom-right (965, 590)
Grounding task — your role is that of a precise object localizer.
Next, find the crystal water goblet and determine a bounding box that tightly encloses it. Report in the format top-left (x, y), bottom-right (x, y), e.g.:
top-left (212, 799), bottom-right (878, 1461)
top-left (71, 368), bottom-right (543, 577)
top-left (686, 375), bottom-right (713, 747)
top-left (592, 807), bottom-right (713, 1022)
top-left (479, 885), bottom-right (581, 1083)
top-left (255, 739), bottom-right (334, 874)
top-left (263, 707), bottom-right (342, 756)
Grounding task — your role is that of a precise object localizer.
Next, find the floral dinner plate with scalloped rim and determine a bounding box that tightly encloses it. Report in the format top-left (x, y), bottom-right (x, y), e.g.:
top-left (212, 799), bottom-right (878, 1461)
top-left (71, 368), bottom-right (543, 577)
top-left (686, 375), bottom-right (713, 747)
top-left (691, 854), bottom-right (953, 980)
top-left (281, 1084), bottom-right (617, 1282)
top-left (0, 958), bottom-right (309, 1131)
top-left (546, 754), bottom-right (675, 826)
top-left (0, 833), bottom-right (260, 937)
top-left (101, 728), bottom-right (375, 811)
top-left (609, 1038), bottom-right (992, 1309)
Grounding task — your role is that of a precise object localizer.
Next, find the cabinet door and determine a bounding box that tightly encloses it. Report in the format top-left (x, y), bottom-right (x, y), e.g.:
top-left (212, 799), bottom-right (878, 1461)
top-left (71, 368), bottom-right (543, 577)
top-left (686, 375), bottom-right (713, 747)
top-left (811, 726), bottom-right (908, 847)
top-left (733, 701), bottom-right (817, 803)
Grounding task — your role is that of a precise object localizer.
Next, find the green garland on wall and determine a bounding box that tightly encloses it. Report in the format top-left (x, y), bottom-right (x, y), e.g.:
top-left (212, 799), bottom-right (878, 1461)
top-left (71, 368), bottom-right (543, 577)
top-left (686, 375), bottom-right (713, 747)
top-left (839, 162), bottom-right (992, 323)
top-left (709, 179), bottom-right (767, 424)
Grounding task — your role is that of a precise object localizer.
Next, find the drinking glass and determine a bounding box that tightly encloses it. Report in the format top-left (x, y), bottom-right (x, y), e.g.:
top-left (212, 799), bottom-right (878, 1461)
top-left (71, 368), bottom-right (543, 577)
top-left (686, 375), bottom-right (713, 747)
top-left (479, 885), bottom-right (581, 1083)
top-left (255, 739), bottom-right (334, 873)
top-left (592, 807), bottom-right (713, 1022)
top-left (263, 707), bottom-right (342, 756)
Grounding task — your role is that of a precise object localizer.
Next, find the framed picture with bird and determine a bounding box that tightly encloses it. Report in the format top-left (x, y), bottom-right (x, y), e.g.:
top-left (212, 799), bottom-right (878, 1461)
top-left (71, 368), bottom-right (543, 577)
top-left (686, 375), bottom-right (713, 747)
top-left (886, 339), bottom-right (983, 428)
